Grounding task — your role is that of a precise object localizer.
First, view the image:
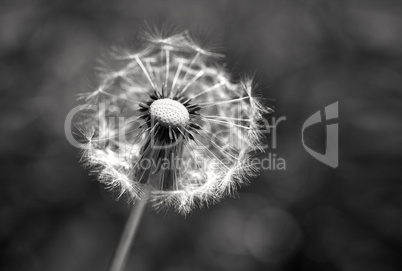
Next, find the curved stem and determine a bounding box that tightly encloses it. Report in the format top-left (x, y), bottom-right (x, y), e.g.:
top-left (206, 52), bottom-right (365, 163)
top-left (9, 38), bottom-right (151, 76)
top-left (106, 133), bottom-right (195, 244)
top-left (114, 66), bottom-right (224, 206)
top-left (108, 194), bottom-right (148, 271)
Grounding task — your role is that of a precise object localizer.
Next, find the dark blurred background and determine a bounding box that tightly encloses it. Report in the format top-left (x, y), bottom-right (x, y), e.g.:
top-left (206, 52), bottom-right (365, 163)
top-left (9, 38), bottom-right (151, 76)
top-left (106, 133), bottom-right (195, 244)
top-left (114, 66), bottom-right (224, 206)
top-left (1, 0), bottom-right (402, 270)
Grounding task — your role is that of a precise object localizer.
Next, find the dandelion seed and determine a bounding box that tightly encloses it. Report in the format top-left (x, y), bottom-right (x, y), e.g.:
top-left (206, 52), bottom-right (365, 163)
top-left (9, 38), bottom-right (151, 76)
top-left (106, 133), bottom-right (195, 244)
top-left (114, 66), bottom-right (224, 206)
top-left (76, 30), bottom-right (271, 214)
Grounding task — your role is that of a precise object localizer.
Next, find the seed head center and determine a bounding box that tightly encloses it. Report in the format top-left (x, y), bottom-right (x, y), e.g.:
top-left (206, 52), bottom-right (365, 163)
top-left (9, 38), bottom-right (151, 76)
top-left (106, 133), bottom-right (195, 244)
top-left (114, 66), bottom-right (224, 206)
top-left (149, 98), bottom-right (190, 128)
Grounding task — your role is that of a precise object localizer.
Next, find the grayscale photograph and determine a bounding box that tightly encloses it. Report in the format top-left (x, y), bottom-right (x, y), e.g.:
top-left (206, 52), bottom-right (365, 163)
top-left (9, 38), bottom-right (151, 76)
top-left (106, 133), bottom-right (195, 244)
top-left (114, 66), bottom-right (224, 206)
top-left (1, 1), bottom-right (401, 271)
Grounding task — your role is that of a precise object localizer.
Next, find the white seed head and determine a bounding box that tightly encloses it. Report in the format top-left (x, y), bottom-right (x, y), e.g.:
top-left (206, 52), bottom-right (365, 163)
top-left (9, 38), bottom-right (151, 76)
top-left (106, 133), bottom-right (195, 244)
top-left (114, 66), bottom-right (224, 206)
top-left (149, 98), bottom-right (189, 128)
top-left (75, 29), bottom-right (271, 214)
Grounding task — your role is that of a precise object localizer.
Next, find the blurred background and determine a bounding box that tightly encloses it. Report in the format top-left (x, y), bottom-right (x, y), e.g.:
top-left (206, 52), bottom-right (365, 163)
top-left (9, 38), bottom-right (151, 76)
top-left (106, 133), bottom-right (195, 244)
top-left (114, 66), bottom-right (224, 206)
top-left (1, 0), bottom-right (402, 270)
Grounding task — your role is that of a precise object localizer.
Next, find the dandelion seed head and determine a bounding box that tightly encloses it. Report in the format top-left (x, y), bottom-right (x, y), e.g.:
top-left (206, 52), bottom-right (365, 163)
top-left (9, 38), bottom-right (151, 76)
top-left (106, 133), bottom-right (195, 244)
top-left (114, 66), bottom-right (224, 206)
top-left (75, 29), bottom-right (271, 214)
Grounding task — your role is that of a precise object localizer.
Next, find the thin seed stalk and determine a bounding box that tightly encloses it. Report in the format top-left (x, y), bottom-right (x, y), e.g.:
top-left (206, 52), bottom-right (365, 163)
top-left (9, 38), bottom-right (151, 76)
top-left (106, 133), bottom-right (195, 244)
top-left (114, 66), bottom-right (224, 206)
top-left (108, 194), bottom-right (148, 271)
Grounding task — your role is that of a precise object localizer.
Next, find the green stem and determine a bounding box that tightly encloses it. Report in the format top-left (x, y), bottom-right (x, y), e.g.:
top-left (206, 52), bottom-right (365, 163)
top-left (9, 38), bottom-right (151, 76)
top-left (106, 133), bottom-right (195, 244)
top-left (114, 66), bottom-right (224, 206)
top-left (108, 195), bottom-right (148, 271)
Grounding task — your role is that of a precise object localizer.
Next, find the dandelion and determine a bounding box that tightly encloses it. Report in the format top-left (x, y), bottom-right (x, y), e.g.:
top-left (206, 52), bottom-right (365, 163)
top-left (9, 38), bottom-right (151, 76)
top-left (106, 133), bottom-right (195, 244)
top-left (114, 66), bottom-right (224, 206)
top-left (73, 29), bottom-right (271, 271)
top-left (76, 30), bottom-right (270, 215)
